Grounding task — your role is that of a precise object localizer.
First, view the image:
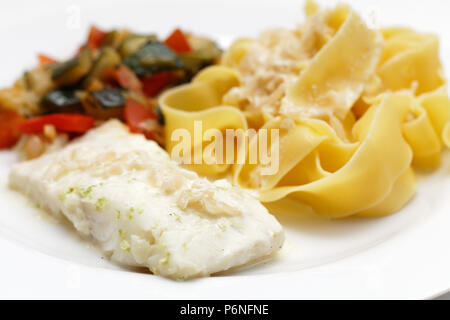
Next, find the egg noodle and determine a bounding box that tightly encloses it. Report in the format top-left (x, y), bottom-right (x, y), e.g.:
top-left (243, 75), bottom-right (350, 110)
top-left (159, 1), bottom-right (450, 218)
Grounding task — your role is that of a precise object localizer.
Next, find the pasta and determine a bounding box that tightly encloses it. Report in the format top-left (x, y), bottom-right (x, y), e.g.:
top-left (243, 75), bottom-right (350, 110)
top-left (159, 2), bottom-right (450, 218)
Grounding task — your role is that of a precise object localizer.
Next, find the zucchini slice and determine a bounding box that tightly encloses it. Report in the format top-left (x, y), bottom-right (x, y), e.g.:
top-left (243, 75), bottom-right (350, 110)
top-left (119, 34), bottom-right (157, 58)
top-left (102, 30), bottom-right (132, 49)
top-left (41, 89), bottom-right (83, 113)
top-left (123, 42), bottom-right (184, 77)
top-left (179, 36), bottom-right (222, 77)
top-left (52, 49), bottom-right (93, 87)
top-left (83, 47), bottom-right (121, 88)
top-left (82, 88), bottom-right (125, 119)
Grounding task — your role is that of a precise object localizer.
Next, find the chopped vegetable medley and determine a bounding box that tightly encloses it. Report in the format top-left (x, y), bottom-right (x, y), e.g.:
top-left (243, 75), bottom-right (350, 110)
top-left (0, 26), bottom-right (221, 153)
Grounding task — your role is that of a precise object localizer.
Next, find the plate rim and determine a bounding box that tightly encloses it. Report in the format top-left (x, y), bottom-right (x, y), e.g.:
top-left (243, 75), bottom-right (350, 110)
top-left (1, 0), bottom-right (450, 300)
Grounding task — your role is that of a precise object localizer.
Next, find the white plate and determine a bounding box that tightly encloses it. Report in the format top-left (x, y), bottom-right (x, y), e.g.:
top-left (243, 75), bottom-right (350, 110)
top-left (1, 0), bottom-right (450, 299)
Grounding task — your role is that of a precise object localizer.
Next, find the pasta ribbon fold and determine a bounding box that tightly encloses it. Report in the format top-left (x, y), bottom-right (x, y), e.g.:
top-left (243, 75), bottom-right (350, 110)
top-left (378, 28), bottom-right (444, 94)
top-left (160, 66), bottom-right (247, 175)
top-left (159, 3), bottom-right (450, 218)
top-left (258, 94), bottom-right (413, 218)
top-left (283, 10), bottom-right (383, 119)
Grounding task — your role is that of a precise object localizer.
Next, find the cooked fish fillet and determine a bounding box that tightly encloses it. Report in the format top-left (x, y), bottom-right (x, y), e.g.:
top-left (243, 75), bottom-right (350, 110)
top-left (9, 120), bottom-right (284, 280)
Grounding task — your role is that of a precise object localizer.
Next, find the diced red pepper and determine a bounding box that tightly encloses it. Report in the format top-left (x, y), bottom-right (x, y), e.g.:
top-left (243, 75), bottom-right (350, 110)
top-left (86, 26), bottom-right (107, 50)
top-left (19, 114), bottom-right (95, 134)
top-left (0, 110), bottom-right (25, 149)
top-left (124, 98), bottom-right (157, 134)
top-left (37, 54), bottom-right (58, 66)
top-left (164, 28), bottom-right (192, 53)
top-left (141, 71), bottom-right (175, 97)
top-left (101, 69), bottom-right (118, 87)
top-left (103, 65), bottom-right (143, 94)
